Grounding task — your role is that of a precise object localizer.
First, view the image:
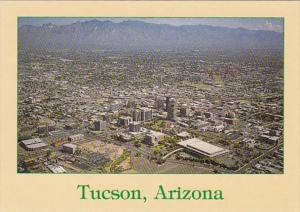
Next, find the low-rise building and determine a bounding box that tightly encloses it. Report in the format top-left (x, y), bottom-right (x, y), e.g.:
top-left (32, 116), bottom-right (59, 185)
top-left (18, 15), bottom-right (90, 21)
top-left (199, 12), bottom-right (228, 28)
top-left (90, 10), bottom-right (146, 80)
top-left (258, 134), bottom-right (279, 145)
top-left (68, 134), bottom-right (84, 142)
top-left (20, 138), bottom-right (48, 151)
top-left (37, 125), bottom-right (48, 134)
top-left (176, 131), bottom-right (190, 139)
top-left (214, 124), bottom-right (225, 132)
top-left (144, 130), bottom-right (166, 146)
top-left (180, 104), bottom-right (190, 117)
top-left (63, 143), bottom-right (77, 154)
top-left (224, 117), bottom-right (238, 125)
top-left (47, 164), bottom-right (67, 173)
top-left (178, 138), bottom-right (228, 158)
top-left (118, 133), bottom-right (133, 142)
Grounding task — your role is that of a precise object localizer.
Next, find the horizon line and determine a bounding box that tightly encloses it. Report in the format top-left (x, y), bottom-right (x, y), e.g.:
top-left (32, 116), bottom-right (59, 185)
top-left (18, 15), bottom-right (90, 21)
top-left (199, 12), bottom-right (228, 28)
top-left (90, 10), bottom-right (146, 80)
top-left (18, 17), bottom-right (284, 33)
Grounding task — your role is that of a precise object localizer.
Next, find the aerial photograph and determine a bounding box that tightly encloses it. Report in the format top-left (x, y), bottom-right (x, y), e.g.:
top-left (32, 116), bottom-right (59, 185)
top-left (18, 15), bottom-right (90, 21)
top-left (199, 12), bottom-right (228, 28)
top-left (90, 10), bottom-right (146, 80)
top-left (17, 17), bottom-right (284, 174)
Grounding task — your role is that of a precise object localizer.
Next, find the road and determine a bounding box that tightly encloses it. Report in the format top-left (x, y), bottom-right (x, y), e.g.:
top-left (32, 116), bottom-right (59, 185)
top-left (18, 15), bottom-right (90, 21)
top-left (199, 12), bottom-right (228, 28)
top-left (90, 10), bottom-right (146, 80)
top-left (162, 148), bottom-right (183, 160)
top-left (235, 142), bottom-right (283, 173)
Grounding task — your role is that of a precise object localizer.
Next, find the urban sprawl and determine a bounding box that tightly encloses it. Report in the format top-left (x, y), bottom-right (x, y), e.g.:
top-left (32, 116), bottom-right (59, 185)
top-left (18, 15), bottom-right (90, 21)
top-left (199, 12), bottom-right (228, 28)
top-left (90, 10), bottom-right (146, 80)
top-left (18, 50), bottom-right (283, 174)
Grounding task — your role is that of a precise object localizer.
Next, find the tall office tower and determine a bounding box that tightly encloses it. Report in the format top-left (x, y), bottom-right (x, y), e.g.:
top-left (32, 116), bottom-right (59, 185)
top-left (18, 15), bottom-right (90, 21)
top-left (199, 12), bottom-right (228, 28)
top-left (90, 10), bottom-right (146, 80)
top-left (166, 96), bottom-right (171, 112)
top-left (156, 96), bottom-right (165, 111)
top-left (167, 98), bottom-right (177, 121)
top-left (129, 122), bottom-right (141, 132)
top-left (118, 116), bottom-right (132, 126)
top-left (132, 109), bottom-right (141, 122)
top-left (141, 107), bottom-right (153, 122)
top-left (94, 120), bottom-right (106, 131)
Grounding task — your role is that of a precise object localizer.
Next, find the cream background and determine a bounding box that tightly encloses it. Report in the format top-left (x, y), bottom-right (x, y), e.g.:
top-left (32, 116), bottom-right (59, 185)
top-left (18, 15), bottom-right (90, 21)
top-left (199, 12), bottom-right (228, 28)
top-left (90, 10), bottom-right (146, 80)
top-left (0, 1), bottom-right (299, 212)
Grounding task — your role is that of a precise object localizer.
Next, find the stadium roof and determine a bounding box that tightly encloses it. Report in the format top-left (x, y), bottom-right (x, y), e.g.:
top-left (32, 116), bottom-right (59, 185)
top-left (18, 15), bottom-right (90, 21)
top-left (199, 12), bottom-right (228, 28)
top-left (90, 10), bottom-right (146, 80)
top-left (178, 138), bottom-right (228, 158)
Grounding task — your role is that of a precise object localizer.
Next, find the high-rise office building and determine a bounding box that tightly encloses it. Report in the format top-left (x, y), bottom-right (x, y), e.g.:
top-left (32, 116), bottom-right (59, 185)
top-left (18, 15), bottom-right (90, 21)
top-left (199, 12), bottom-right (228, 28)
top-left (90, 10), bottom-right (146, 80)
top-left (156, 96), bottom-right (165, 111)
top-left (166, 96), bottom-right (171, 112)
top-left (94, 120), bottom-right (106, 131)
top-left (129, 122), bottom-right (141, 132)
top-left (141, 107), bottom-right (153, 122)
top-left (118, 116), bottom-right (132, 126)
top-left (167, 98), bottom-right (177, 121)
top-left (132, 109), bottom-right (142, 122)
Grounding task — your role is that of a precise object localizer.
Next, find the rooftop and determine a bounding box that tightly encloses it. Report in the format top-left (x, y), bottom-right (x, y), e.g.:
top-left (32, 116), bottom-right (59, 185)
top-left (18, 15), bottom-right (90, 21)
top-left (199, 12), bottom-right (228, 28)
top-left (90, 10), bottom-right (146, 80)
top-left (21, 138), bottom-right (43, 146)
top-left (178, 138), bottom-right (228, 157)
top-left (63, 143), bottom-right (77, 148)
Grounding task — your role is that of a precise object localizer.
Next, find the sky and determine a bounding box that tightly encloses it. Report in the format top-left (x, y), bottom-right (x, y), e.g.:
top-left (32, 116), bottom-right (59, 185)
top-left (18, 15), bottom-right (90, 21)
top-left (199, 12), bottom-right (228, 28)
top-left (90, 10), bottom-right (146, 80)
top-left (18, 17), bottom-right (283, 32)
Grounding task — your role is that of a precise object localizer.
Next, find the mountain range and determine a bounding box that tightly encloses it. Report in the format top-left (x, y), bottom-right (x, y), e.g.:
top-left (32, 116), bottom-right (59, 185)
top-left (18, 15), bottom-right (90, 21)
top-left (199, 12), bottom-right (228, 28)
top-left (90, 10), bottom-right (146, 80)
top-left (18, 20), bottom-right (283, 52)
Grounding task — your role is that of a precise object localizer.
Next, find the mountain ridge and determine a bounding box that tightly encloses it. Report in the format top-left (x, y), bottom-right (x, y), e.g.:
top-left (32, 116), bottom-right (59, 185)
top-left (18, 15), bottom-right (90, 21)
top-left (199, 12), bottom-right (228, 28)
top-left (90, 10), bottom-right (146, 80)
top-left (18, 20), bottom-right (283, 52)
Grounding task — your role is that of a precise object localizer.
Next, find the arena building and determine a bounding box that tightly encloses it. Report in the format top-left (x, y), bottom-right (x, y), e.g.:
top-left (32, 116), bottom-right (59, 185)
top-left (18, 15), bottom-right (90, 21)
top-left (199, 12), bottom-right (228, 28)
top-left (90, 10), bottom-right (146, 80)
top-left (178, 138), bottom-right (228, 158)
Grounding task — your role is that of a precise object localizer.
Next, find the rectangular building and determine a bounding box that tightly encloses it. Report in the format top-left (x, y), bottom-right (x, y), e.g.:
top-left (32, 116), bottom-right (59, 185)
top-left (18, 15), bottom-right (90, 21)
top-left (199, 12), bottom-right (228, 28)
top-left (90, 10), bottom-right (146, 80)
top-left (67, 134), bottom-right (84, 142)
top-left (63, 143), bottom-right (77, 154)
top-left (141, 107), bottom-right (153, 122)
top-left (94, 120), bottom-right (106, 131)
top-left (129, 122), bottom-right (141, 132)
top-left (47, 164), bottom-right (67, 173)
top-left (144, 130), bottom-right (166, 146)
top-left (258, 134), bottom-right (279, 145)
top-left (156, 96), bottom-right (165, 111)
top-left (132, 109), bottom-right (141, 122)
top-left (20, 138), bottom-right (48, 151)
top-left (180, 104), bottom-right (190, 117)
top-left (118, 116), bottom-right (132, 126)
top-left (167, 98), bottom-right (177, 121)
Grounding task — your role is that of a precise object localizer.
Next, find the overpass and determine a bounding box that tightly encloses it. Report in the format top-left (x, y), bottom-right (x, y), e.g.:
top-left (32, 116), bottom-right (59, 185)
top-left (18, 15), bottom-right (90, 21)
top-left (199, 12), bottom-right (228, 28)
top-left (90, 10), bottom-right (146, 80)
top-left (162, 148), bottom-right (184, 160)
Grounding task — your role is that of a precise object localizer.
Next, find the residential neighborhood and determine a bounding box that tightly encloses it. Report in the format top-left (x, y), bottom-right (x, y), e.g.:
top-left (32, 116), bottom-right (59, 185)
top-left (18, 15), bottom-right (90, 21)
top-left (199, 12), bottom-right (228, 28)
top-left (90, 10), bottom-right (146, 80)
top-left (17, 19), bottom-right (284, 174)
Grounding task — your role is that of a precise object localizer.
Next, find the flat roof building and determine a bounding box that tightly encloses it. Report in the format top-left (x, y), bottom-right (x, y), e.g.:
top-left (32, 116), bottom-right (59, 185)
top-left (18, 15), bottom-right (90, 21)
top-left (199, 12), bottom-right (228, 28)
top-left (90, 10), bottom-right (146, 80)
top-left (20, 138), bottom-right (48, 151)
top-left (258, 134), bottom-right (279, 145)
top-left (176, 131), bottom-right (190, 139)
top-left (156, 96), bottom-right (165, 111)
top-left (68, 134), bottom-right (84, 142)
top-left (178, 138), bottom-right (228, 158)
top-left (94, 120), bottom-right (106, 131)
top-left (145, 130), bottom-right (166, 146)
top-left (141, 107), bottom-right (153, 122)
top-left (63, 143), bottom-right (77, 154)
top-left (47, 164), bottom-right (67, 173)
top-left (167, 97), bottom-right (177, 121)
top-left (118, 116), bottom-right (132, 126)
top-left (129, 121), bottom-right (141, 132)
top-left (132, 109), bottom-right (142, 122)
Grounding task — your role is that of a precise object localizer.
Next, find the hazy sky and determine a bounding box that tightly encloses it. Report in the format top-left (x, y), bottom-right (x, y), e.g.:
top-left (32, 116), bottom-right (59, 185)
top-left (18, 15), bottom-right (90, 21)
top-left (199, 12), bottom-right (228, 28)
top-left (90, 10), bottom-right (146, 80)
top-left (18, 17), bottom-right (283, 32)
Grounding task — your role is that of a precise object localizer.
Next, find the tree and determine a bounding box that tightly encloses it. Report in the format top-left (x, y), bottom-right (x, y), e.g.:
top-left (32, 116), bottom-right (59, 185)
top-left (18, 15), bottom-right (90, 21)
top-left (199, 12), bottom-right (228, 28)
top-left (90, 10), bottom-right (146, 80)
top-left (134, 136), bottom-right (141, 148)
top-left (134, 140), bottom-right (141, 148)
top-left (156, 157), bottom-right (166, 164)
top-left (18, 131), bottom-right (32, 142)
top-left (153, 146), bottom-right (161, 155)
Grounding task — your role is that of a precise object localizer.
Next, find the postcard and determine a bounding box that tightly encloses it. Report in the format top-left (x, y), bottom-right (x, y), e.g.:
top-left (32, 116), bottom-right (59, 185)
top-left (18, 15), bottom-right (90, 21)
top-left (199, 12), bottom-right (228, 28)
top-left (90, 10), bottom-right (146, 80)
top-left (0, 1), bottom-right (299, 212)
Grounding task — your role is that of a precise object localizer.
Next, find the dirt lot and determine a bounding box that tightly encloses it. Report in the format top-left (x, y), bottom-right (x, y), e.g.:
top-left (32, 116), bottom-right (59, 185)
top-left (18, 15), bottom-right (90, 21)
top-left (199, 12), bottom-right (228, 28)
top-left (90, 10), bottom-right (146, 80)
top-left (80, 140), bottom-right (124, 160)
